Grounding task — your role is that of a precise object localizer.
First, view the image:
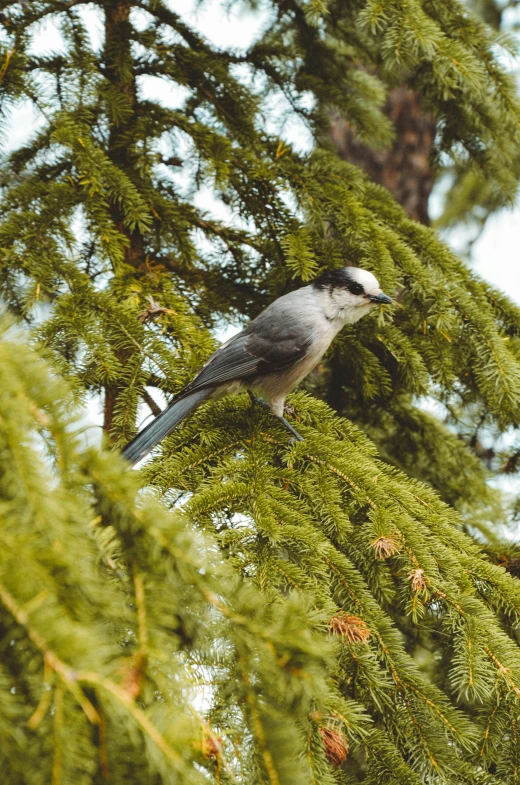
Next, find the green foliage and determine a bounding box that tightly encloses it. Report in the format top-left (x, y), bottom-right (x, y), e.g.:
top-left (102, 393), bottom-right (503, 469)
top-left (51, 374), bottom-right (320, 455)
top-left (0, 316), bottom-right (358, 785)
top-left (280, 229), bottom-right (319, 282)
top-left (434, 0), bottom-right (520, 244)
top-left (0, 0), bottom-right (519, 495)
top-left (1, 0), bottom-right (520, 782)
top-left (6, 320), bottom-right (520, 783)
top-left (141, 388), bottom-right (520, 782)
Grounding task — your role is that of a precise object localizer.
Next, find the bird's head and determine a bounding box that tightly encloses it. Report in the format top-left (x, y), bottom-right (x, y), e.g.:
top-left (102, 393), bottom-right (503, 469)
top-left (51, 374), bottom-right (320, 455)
top-left (312, 267), bottom-right (392, 324)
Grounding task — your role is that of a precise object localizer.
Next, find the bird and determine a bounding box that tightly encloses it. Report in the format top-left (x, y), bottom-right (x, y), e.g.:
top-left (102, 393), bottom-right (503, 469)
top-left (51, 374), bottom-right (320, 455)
top-left (121, 267), bottom-right (392, 464)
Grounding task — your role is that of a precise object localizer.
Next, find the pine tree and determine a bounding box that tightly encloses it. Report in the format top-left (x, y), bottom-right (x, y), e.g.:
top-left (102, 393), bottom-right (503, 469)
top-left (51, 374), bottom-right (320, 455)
top-left (326, 0), bottom-right (520, 525)
top-left (2, 0), bottom-right (520, 783)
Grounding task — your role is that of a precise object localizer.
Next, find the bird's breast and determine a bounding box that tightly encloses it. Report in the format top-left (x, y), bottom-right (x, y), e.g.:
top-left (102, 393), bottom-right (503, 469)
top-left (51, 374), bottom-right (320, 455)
top-left (296, 325), bottom-right (338, 380)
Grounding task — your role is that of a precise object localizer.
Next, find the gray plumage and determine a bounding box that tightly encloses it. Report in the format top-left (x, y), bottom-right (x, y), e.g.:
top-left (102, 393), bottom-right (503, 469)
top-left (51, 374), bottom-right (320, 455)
top-left (121, 389), bottom-right (211, 465)
top-left (122, 267), bottom-right (392, 464)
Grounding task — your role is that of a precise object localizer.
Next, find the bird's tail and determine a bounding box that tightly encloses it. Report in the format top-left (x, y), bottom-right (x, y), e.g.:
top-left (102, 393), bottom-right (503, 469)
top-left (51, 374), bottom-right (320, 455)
top-left (121, 388), bottom-right (211, 465)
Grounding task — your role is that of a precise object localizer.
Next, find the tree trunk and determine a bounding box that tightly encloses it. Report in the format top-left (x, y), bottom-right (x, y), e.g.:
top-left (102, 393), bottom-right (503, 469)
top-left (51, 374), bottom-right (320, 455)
top-left (330, 87), bottom-right (435, 225)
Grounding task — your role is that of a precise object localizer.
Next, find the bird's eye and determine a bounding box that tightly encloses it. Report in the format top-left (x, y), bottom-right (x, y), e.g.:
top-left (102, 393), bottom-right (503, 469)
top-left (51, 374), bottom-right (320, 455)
top-left (348, 282), bottom-right (364, 296)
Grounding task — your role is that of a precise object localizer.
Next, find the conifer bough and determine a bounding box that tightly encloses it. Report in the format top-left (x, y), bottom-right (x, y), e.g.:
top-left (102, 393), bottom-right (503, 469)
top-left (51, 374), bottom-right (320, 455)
top-left (2, 0), bottom-right (520, 783)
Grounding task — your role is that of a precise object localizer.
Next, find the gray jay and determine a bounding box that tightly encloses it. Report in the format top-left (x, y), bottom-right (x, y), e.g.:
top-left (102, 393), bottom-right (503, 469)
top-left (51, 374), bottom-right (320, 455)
top-left (122, 267), bottom-right (392, 464)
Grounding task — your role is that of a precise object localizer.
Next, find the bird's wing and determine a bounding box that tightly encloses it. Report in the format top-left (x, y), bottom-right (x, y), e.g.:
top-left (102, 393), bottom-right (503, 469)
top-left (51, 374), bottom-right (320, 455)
top-left (181, 299), bottom-right (314, 395)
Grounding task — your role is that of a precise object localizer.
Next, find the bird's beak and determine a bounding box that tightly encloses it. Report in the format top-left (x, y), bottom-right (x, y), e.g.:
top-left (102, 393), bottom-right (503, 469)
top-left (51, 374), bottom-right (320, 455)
top-left (369, 292), bottom-right (393, 304)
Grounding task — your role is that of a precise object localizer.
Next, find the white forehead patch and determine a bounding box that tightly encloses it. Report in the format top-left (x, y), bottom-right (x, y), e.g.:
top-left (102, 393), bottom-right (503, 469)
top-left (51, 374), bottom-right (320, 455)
top-left (349, 267), bottom-right (380, 292)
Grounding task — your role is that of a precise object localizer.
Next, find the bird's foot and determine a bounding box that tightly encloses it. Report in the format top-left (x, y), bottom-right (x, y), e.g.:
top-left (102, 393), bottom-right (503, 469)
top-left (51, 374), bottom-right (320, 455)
top-left (248, 391), bottom-right (271, 411)
top-left (248, 392), bottom-right (304, 442)
top-left (277, 416), bottom-right (304, 443)
top-left (283, 404), bottom-right (297, 418)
